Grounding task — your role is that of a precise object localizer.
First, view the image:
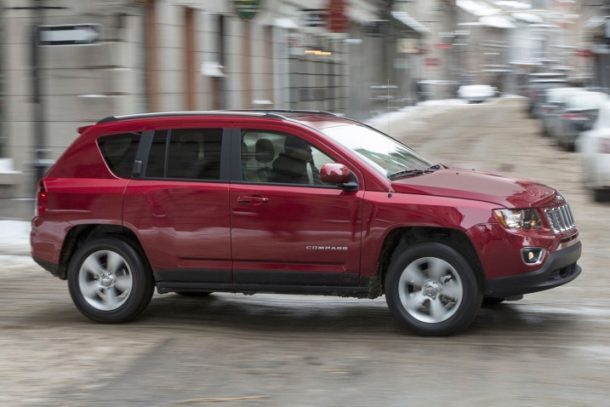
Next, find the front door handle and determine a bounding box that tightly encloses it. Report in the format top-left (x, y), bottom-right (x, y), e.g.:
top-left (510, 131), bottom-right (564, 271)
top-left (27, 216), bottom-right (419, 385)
top-left (237, 195), bottom-right (270, 206)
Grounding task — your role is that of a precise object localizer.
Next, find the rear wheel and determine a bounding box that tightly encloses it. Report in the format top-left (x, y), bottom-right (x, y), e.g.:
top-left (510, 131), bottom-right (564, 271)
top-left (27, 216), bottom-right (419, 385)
top-left (385, 242), bottom-right (482, 336)
top-left (68, 237), bottom-right (154, 323)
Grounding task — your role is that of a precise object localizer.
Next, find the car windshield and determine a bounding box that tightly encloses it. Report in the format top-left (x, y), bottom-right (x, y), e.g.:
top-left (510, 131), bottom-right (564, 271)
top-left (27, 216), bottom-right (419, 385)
top-left (322, 124), bottom-right (433, 178)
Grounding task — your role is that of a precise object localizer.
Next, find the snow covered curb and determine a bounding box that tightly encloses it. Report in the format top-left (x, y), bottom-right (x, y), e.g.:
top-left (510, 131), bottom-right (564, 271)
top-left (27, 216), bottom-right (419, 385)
top-left (0, 220), bottom-right (30, 256)
top-left (365, 96), bottom-right (523, 133)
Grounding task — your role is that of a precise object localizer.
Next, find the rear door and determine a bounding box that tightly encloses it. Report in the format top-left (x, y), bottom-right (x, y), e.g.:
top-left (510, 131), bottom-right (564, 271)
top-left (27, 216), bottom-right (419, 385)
top-left (123, 126), bottom-right (232, 284)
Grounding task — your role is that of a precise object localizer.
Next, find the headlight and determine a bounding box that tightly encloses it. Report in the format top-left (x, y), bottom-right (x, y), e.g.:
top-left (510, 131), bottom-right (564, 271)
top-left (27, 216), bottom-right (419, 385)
top-left (494, 208), bottom-right (542, 230)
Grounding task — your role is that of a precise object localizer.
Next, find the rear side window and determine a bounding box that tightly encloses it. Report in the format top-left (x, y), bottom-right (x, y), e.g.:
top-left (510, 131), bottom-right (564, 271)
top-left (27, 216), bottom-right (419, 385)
top-left (98, 133), bottom-right (140, 178)
top-left (145, 128), bottom-right (223, 181)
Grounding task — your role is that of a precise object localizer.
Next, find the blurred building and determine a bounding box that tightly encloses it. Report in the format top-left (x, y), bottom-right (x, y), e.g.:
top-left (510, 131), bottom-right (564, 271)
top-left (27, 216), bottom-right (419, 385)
top-left (581, 0), bottom-right (610, 89)
top-left (1, 0), bottom-right (433, 198)
top-left (0, 0), bottom-right (603, 199)
top-left (454, 0), bottom-right (515, 92)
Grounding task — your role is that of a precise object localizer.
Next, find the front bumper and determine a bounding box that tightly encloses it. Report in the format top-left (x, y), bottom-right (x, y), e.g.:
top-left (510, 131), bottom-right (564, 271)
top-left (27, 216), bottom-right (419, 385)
top-left (485, 241), bottom-right (582, 297)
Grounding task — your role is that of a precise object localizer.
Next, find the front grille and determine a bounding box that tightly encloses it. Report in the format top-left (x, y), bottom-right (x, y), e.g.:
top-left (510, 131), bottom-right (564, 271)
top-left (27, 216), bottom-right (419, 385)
top-left (544, 204), bottom-right (576, 233)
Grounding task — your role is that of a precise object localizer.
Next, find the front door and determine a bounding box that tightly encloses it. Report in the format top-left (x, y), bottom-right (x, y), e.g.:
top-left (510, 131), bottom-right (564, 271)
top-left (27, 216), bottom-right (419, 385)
top-left (230, 129), bottom-right (363, 286)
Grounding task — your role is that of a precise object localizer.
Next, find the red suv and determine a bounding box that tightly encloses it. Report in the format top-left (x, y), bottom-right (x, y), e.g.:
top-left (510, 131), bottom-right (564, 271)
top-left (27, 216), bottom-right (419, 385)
top-left (31, 111), bottom-right (582, 335)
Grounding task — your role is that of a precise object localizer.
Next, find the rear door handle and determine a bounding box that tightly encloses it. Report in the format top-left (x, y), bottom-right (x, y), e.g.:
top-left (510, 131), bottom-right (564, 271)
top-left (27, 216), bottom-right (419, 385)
top-left (237, 195), bottom-right (270, 206)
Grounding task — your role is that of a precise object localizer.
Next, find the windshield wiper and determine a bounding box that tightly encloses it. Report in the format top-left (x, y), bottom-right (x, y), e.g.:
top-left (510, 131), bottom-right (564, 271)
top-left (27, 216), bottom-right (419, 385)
top-left (388, 164), bottom-right (444, 180)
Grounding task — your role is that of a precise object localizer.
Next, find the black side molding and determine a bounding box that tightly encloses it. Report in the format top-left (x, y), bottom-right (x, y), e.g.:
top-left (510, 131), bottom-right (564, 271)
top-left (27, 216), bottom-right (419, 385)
top-left (156, 282), bottom-right (375, 299)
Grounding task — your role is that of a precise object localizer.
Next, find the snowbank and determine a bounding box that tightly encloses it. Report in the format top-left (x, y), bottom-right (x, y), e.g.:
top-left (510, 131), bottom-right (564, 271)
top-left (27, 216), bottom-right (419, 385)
top-left (0, 220), bottom-right (30, 255)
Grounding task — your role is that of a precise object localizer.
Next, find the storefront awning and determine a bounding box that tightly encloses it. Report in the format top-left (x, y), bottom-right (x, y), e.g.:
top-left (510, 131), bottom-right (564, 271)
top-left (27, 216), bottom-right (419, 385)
top-left (274, 18), bottom-right (298, 29)
top-left (348, 7), bottom-right (378, 25)
top-left (512, 12), bottom-right (543, 24)
top-left (480, 15), bottom-right (515, 29)
top-left (391, 11), bottom-right (430, 34)
top-left (457, 0), bottom-right (500, 17)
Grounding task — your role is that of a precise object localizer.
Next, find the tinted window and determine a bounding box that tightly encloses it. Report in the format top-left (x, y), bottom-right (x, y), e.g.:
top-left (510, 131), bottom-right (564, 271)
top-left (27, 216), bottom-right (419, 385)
top-left (241, 130), bottom-right (334, 185)
top-left (98, 133), bottom-right (140, 178)
top-left (145, 128), bottom-right (223, 181)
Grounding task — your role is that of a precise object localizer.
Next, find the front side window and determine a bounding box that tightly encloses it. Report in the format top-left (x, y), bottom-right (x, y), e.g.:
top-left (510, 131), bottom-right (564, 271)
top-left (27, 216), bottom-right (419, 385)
top-left (240, 130), bottom-right (334, 185)
top-left (322, 124), bottom-right (432, 179)
top-left (98, 132), bottom-right (140, 178)
top-left (145, 128), bottom-right (223, 181)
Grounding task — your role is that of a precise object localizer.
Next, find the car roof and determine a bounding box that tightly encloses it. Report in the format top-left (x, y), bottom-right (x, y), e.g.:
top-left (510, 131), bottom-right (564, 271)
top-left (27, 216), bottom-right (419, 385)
top-left (545, 87), bottom-right (584, 101)
top-left (529, 72), bottom-right (566, 78)
top-left (530, 79), bottom-right (567, 84)
top-left (566, 91), bottom-right (608, 110)
top-left (97, 110), bottom-right (330, 123)
top-left (93, 110), bottom-right (359, 132)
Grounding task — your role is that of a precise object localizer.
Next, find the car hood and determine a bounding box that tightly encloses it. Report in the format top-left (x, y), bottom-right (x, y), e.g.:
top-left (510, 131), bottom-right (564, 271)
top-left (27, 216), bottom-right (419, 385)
top-left (390, 169), bottom-right (557, 208)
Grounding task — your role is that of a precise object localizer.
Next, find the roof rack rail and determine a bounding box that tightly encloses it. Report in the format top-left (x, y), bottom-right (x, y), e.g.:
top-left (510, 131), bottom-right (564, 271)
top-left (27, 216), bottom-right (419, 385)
top-left (231, 109), bottom-right (337, 117)
top-left (96, 110), bottom-right (276, 124)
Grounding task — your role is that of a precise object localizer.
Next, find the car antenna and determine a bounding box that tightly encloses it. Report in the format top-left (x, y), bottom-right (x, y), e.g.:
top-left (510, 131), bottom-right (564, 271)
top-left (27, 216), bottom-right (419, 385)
top-left (386, 78), bottom-right (394, 199)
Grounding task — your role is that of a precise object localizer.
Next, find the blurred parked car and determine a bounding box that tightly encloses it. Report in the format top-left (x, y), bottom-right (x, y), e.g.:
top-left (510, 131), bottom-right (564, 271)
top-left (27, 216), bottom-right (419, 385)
top-left (539, 87), bottom-right (583, 137)
top-left (579, 101), bottom-right (610, 202)
top-left (555, 91), bottom-right (608, 151)
top-left (457, 84), bottom-right (496, 103)
top-left (525, 78), bottom-right (568, 118)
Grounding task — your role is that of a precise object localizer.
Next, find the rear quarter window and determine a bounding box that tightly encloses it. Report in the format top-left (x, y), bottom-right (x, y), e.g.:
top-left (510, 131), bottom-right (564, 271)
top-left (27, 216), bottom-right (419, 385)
top-left (98, 133), bottom-right (140, 178)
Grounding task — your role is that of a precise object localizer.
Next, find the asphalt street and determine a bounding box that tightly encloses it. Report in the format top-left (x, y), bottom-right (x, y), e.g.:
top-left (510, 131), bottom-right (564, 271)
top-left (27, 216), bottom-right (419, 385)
top-left (1, 98), bottom-right (610, 406)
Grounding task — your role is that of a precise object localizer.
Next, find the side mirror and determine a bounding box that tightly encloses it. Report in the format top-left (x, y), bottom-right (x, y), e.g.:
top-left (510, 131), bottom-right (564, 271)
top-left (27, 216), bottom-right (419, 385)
top-left (320, 163), bottom-right (357, 190)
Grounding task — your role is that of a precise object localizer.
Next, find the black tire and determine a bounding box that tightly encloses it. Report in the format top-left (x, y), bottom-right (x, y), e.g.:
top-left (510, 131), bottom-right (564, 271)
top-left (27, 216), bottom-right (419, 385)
top-left (67, 237), bottom-right (154, 323)
top-left (482, 296), bottom-right (505, 307)
top-left (385, 242), bottom-right (482, 336)
top-left (593, 189), bottom-right (609, 203)
top-left (559, 140), bottom-right (575, 152)
top-left (176, 291), bottom-right (212, 297)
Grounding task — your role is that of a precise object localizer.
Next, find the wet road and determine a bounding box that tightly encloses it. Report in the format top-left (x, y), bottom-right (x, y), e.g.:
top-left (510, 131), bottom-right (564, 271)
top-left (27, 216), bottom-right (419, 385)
top-left (2, 98), bottom-right (610, 406)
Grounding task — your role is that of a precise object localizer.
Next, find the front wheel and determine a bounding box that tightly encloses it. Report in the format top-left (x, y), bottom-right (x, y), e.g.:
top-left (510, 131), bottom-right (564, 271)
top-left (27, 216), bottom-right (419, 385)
top-left (385, 242), bottom-right (482, 336)
top-left (68, 237), bottom-right (154, 323)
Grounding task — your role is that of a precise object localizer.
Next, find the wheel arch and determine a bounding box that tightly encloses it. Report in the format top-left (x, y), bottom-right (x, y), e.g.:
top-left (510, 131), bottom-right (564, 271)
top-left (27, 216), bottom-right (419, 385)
top-left (376, 226), bottom-right (485, 293)
top-left (57, 224), bottom-right (149, 280)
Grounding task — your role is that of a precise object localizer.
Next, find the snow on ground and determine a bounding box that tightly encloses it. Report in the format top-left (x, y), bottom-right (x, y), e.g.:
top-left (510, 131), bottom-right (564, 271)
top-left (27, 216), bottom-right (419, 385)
top-left (0, 220), bottom-right (30, 255)
top-left (366, 105), bottom-right (417, 128)
top-left (419, 99), bottom-right (469, 107)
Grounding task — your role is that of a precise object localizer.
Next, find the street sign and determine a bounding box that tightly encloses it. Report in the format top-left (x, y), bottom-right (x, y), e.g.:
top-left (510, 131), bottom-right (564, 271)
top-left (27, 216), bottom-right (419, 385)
top-left (37, 24), bottom-right (101, 46)
top-left (234, 0), bottom-right (262, 20)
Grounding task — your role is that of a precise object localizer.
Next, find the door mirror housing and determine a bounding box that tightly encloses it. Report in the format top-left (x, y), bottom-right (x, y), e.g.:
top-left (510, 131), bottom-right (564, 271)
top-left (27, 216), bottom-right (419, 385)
top-left (320, 163), bottom-right (357, 190)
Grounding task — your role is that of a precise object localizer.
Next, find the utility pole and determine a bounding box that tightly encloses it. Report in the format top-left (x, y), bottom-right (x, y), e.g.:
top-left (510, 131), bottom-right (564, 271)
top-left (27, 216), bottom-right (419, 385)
top-left (8, 0), bottom-right (66, 190)
top-left (7, 1), bottom-right (65, 192)
top-left (30, 0), bottom-right (48, 190)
